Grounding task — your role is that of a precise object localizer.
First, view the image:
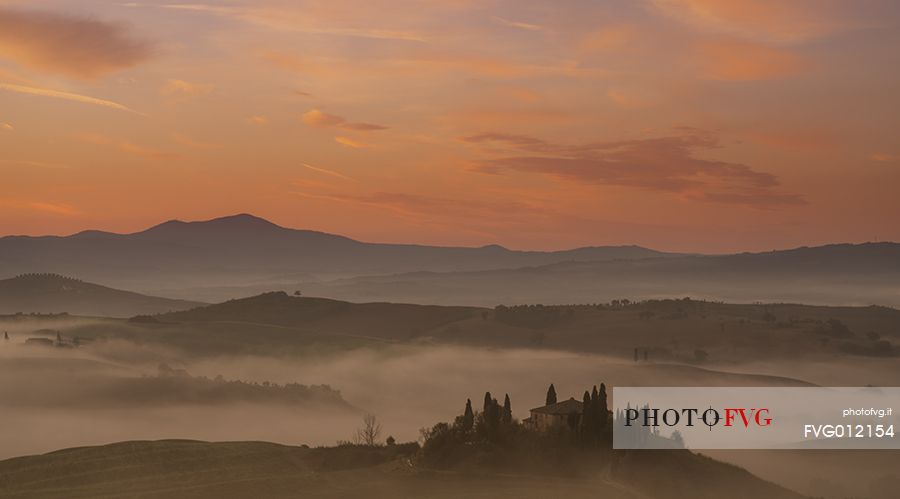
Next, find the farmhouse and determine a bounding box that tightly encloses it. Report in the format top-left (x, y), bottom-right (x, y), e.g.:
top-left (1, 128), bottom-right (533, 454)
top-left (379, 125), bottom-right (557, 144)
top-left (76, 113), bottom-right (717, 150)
top-left (524, 397), bottom-right (583, 432)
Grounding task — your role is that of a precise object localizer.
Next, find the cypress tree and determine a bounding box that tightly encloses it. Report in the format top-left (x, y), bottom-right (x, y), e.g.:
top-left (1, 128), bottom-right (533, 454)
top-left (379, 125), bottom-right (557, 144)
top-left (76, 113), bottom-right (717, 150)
top-left (599, 383), bottom-right (609, 428)
top-left (502, 394), bottom-right (512, 425)
top-left (546, 384), bottom-right (557, 406)
top-left (582, 390), bottom-right (593, 443)
top-left (483, 392), bottom-right (496, 438)
top-left (463, 398), bottom-right (474, 431)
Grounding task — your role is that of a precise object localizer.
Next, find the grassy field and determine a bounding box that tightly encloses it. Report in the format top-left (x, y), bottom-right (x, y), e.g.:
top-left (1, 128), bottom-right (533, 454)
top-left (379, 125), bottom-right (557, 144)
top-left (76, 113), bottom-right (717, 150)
top-left (0, 440), bottom-right (646, 499)
top-left (0, 439), bottom-right (812, 499)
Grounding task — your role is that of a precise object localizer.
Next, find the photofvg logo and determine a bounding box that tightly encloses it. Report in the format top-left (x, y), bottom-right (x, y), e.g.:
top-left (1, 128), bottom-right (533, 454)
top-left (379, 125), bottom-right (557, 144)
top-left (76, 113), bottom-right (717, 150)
top-left (613, 387), bottom-right (899, 450)
top-left (623, 406), bottom-right (772, 429)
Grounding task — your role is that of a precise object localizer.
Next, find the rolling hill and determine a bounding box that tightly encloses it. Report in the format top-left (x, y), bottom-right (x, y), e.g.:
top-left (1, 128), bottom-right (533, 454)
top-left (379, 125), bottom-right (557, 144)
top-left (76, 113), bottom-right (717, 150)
top-left (0, 274), bottom-right (204, 317)
top-left (124, 292), bottom-right (900, 363)
top-left (0, 439), bottom-right (804, 499)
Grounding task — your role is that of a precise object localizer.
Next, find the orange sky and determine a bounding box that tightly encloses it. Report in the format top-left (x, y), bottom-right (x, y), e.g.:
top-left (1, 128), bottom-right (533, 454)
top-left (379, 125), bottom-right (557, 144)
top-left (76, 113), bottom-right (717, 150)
top-left (1, 0), bottom-right (899, 252)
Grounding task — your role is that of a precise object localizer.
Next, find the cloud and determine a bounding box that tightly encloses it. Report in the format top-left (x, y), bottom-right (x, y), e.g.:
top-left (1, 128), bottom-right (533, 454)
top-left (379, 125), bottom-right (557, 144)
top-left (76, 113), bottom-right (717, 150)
top-left (77, 132), bottom-right (178, 159)
top-left (160, 79), bottom-right (214, 100)
top-left (491, 16), bottom-right (544, 32)
top-left (148, 3), bottom-right (427, 42)
top-left (297, 190), bottom-right (548, 224)
top-left (173, 134), bottom-right (222, 150)
top-left (302, 109), bottom-right (388, 131)
top-left (248, 115), bottom-right (268, 126)
top-left (1, 122), bottom-right (12, 131)
top-left (580, 25), bottom-right (639, 52)
top-left (0, 7), bottom-right (152, 79)
top-left (648, 0), bottom-right (856, 43)
top-left (606, 88), bottom-right (656, 109)
top-left (301, 163), bottom-right (356, 182)
top-left (870, 153), bottom-right (898, 163)
top-left (28, 202), bottom-right (79, 216)
top-left (334, 136), bottom-right (367, 149)
top-left (0, 82), bottom-right (142, 114)
top-left (463, 129), bottom-right (804, 208)
top-left (0, 159), bottom-right (71, 169)
top-left (695, 39), bottom-right (805, 80)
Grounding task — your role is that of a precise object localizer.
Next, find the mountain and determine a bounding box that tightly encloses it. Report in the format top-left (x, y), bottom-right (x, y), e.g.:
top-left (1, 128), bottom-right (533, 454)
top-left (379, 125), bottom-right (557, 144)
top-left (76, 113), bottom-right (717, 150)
top-left (0, 274), bottom-right (204, 317)
top-left (0, 214), bottom-right (674, 298)
top-left (302, 242), bottom-right (900, 307)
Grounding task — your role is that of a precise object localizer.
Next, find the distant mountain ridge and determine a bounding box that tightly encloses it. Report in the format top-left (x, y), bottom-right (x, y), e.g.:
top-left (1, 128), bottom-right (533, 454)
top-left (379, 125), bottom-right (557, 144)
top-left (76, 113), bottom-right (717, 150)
top-left (300, 241), bottom-right (900, 307)
top-left (2, 214), bottom-right (897, 306)
top-left (0, 273), bottom-right (203, 317)
top-left (0, 214), bottom-right (675, 294)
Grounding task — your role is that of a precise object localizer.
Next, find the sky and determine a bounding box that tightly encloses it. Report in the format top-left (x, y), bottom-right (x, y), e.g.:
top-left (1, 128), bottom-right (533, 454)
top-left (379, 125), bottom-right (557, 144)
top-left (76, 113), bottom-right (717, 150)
top-left (1, 0), bottom-right (899, 253)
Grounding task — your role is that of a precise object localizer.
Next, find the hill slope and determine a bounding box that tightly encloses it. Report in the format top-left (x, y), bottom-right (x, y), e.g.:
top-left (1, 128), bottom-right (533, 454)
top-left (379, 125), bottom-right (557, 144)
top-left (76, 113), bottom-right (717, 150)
top-left (161, 291), bottom-right (481, 341)
top-left (0, 274), bottom-right (204, 317)
top-left (0, 440), bottom-right (804, 499)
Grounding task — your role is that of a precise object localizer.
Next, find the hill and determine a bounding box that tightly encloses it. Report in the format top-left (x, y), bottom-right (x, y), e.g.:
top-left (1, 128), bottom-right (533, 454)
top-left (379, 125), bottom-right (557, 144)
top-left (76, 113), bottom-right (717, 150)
top-left (0, 213), bottom-right (673, 299)
top-left (0, 439), bottom-right (804, 499)
top-left (0, 274), bottom-right (204, 317)
top-left (160, 291), bottom-right (482, 342)
top-left (124, 293), bottom-right (900, 363)
top-left (303, 242), bottom-right (900, 307)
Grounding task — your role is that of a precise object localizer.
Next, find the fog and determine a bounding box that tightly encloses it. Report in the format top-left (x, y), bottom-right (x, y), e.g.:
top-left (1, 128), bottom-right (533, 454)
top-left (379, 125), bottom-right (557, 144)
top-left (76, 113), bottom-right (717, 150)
top-left (0, 338), bottom-right (823, 458)
top-left (3, 330), bottom-right (900, 497)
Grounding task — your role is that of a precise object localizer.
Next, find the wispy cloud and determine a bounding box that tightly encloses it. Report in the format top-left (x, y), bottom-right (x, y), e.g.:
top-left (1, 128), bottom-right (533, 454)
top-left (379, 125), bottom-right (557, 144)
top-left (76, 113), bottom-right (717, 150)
top-left (160, 79), bottom-right (214, 101)
top-left (695, 39), bottom-right (805, 80)
top-left (464, 129), bottom-right (805, 208)
top-left (77, 132), bottom-right (178, 159)
top-left (247, 115), bottom-right (268, 126)
top-left (173, 134), bottom-right (222, 150)
top-left (301, 163), bottom-right (356, 182)
top-left (491, 16), bottom-right (544, 32)
top-left (334, 136), bottom-right (367, 149)
top-left (28, 202), bottom-right (79, 216)
top-left (870, 153), bottom-right (898, 163)
top-left (0, 7), bottom-right (153, 79)
top-left (0, 82), bottom-right (142, 114)
top-left (647, 0), bottom-right (857, 43)
top-left (0, 159), bottom-right (71, 169)
top-left (302, 109), bottom-right (388, 131)
top-left (1, 122), bottom-right (12, 131)
top-left (143, 3), bottom-right (427, 42)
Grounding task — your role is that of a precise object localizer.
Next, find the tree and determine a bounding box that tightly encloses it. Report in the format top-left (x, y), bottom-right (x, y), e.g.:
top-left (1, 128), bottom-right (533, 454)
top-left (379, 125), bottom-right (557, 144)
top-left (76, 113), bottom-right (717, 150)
top-left (546, 384), bottom-right (557, 406)
top-left (385, 435), bottom-right (396, 446)
top-left (581, 391), bottom-right (593, 443)
top-left (484, 391), bottom-right (493, 413)
top-left (598, 383), bottom-right (609, 428)
top-left (502, 394), bottom-right (512, 425)
top-left (3, 332), bottom-right (8, 341)
top-left (56, 331), bottom-right (62, 346)
top-left (355, 413), bottom-right (382, 446)
top-left (643, 348), bottom-right (648, 362)
top-left (634, 347), bottom-right (639, 362)
top-left (293, 290), bottom-right (302, 296)
top-left (462, 398), bottom-right (474, 431)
